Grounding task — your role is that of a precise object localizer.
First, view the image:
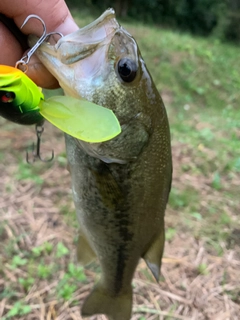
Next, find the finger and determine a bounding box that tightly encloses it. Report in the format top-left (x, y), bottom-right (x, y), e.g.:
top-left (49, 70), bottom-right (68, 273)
top-left (26, 54), bottom-right (60, 89)
top-left (0, 0), bottom-right (78, 88)
top-left (0, 0), bottom-right (78, 36)
top-left (0, 22), bottom-right (23, 66)
top-left (0, 21), bottom-right (59, 88)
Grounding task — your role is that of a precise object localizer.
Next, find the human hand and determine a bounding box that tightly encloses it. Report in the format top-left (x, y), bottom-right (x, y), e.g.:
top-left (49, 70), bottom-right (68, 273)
top-left (0, 0), bottom-right (79, 88)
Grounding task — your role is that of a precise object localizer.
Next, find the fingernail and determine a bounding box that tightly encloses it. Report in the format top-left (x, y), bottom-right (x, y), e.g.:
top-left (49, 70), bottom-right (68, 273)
top-left (54, 16), bottom-right (79, 36)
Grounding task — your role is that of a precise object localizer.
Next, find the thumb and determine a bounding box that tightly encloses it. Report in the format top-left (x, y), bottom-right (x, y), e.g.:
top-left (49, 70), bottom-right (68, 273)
top-left (0, 0), bottom-right (79, 88)
top-left (0, 0), bottom-right (78, 36)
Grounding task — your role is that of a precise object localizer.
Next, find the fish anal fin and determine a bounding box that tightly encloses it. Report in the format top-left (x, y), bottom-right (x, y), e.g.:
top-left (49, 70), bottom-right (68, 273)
top-left (77, 231), bottom-right (96, 266)
top-left (81, 282), bottom-right (132, 320)
top-left (142, 225), bottom-right (165, 282)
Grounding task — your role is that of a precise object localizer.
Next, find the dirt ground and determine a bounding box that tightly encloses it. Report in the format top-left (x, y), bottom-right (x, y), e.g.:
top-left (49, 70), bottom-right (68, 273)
top-left (0, 118), bottom-right (240, 320)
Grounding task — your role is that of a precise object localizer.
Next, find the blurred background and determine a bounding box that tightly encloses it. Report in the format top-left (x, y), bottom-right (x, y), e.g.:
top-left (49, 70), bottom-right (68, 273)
top-left (0, 1), bottom-right (240, 319)
top-left (67, 0), bottom-right (240, 42)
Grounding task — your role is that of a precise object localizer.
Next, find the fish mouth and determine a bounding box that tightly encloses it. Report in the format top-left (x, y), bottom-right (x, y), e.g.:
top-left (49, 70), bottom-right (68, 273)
top-left (61, 8), bottom-right (119, 45)
top-left (30, 8), bottom-right (119, 46)
top-left (28, 8), bottom-right (120, 96)
top-left (55, 8), bottom-right (120, 64)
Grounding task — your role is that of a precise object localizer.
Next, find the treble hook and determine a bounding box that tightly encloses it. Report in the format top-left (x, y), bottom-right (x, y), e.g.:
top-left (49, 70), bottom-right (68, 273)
top-left (26, 124), bottom-right (54, 164)
top-left (15, 14), bottom-right (63, 70)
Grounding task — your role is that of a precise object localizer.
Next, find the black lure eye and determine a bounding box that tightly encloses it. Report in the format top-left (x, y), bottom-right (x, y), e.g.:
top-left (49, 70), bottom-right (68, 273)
top-left (1, 91), bottom-right (15, 103)
top-left (117, 58), bottom-right (137, 83)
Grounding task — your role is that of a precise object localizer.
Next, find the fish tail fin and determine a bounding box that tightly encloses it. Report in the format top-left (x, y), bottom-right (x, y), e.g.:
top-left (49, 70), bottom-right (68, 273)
top-left (81, 282), bottom-right (132, 320)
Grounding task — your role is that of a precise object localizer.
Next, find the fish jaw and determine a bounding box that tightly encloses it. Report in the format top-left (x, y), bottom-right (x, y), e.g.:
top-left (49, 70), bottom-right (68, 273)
top-left (29, 8), bottom-right (120, 98)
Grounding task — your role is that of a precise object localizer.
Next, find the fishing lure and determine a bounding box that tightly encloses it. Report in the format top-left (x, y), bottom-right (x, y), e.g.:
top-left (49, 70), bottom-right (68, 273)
top-left (0, 65), bottom-right (121, 142)
top-left (0, 65), bottom-right (44, 125)
top-left (0, 15), bottom-right (121, 143)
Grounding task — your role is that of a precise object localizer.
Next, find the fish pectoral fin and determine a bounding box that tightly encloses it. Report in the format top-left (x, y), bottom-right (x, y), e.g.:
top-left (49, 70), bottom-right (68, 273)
top-left (75, 117), bottom-right (150, 164)
top-left (142, 224), bottom-right (165, 282)
top-left (77, 231), bottom-right (96, 265)
top-left (81, 282), bottom-right (132, 320)
top-left (76, 139), bottom-right (126, 164)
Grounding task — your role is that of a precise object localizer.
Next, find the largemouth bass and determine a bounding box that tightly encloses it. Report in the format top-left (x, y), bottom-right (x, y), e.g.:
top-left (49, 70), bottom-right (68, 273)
top-left (31, 9), bottom-right (172, 320)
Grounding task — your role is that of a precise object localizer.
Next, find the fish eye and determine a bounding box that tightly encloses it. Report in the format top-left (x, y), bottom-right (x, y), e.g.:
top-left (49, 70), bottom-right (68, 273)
top-left (0, 91), bottom-right (15, 103)
top-left (117, 58), bottom-right (137, 83)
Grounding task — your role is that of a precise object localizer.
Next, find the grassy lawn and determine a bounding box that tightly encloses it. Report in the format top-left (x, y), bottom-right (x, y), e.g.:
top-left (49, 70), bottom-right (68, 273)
top-left (0, 8), bottom-right (239, 320)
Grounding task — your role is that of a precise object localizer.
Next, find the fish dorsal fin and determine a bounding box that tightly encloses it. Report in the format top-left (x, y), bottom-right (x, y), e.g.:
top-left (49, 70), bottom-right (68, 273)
top-left (142, 224), bottom-right (165, 282)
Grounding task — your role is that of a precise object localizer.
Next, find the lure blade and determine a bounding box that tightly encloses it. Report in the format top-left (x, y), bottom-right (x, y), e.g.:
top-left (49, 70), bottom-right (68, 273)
top-left (39, 96), bottom-right (121, 143)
